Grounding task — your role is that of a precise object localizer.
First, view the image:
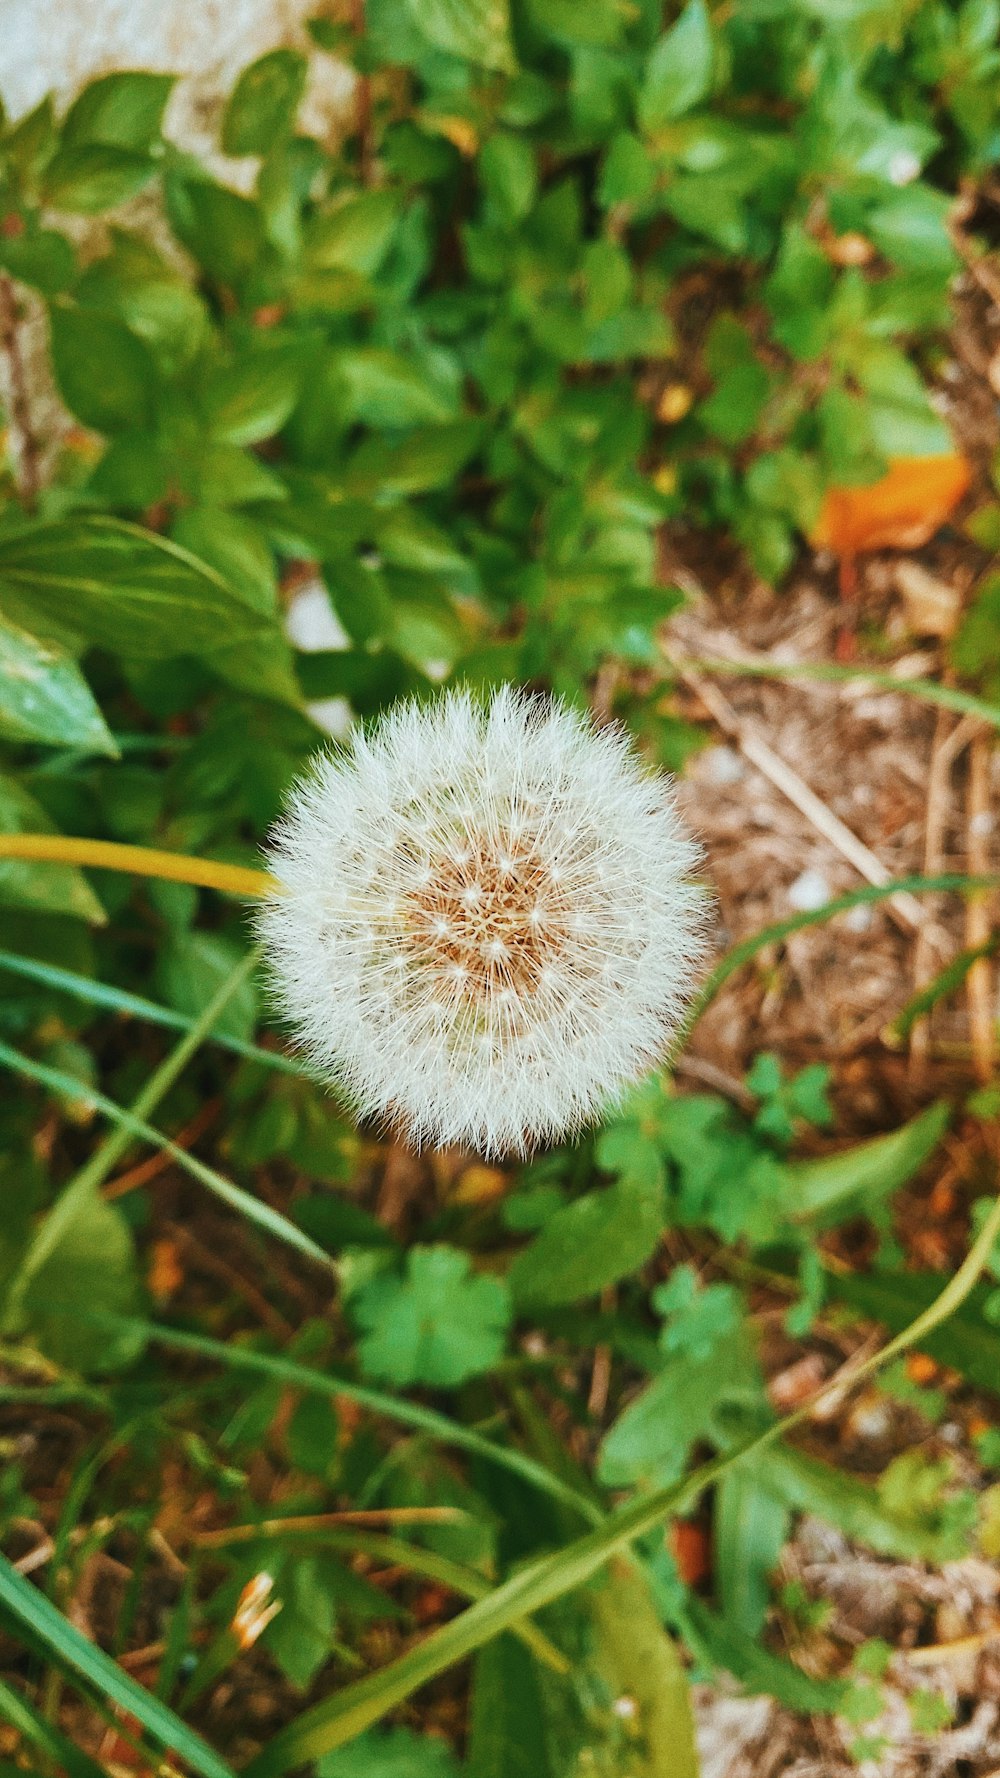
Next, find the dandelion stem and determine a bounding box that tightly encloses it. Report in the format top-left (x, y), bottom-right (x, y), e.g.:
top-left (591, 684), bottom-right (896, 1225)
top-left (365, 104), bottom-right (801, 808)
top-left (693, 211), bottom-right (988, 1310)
top-left (0, 833), bottom-right (278, 898)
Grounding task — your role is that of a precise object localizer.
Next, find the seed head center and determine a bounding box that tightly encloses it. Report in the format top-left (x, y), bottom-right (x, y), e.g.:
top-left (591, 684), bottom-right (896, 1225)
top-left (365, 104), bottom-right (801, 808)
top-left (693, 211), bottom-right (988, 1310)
top-left (403, 830), bottom-right (565, 1002)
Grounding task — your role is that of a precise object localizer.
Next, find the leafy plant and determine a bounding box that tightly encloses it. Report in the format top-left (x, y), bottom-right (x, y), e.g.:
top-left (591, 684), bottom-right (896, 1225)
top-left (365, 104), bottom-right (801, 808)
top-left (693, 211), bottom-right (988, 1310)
top-left (0, 5), bottom-right (998, 1776)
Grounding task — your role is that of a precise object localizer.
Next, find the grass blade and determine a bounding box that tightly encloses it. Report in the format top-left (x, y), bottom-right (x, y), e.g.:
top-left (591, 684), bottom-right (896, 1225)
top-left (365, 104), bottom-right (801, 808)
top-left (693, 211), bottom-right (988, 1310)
top-left (681, 872), bottom-right (999, 1041)
top-left (0, 1039), bottom-right (333, 1275)
top-left (0, 1673), bottom-right (108, 1778)
top-left (682, 656), bottom-right (1000, 730)
top-left (0, 947), bottom-right (304, 1075)
top-left (111, 1317), bottom-right (603, 1525)
top-left (0, 1558), bottom-right (236, 1778)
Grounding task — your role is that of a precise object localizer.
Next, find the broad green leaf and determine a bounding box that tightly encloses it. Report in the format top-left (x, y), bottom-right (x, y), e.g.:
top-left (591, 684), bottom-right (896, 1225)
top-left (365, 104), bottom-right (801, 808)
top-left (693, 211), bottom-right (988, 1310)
top-left (17, 1183), bottom-right (143, 1373)
top-left (164, 170), bottom-right (266, 289)
top-left (221, 50), bottom-right (307, 155)
top-left (0, 225), bottom-right (75, 294)
top-left (639, 0), bottom-right (713, 131)
top-left (61, 71), bottom-right (175, 151)
top-left (0, 1558), bottom-right (236, 1778)
top-left (0, 617), bottom-right (116, 753)
top-left (336, 348), bottom-right (460, 427)
top-left (405, 0), bottom-right (517, 72)
top-left (0, 515), bottom-right (275, 658)
top-left (43, 144), bottom-right (157, 212)
top-left (49, 305), bottom-right (156, 432)
top-left (354, 1246), bottom-right (511, 1387)
top-left (782, 1101), bottom-right (949, 1226)
top-left (508, 1172), bottom-right (665, 1308)
top-left (304, 190), bottom-right (401, 276)
top-left (469, 1633), bottom-right (554, 1778)
top-left (201, 346), bottom-right (305, 446)
top-left (0, 776), bottom-right (105, 923)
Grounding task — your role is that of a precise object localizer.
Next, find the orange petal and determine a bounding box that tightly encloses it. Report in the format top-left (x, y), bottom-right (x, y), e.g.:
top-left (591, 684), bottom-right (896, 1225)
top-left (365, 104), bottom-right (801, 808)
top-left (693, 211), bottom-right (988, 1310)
top-left (811, 453), bottom-right (972, 557)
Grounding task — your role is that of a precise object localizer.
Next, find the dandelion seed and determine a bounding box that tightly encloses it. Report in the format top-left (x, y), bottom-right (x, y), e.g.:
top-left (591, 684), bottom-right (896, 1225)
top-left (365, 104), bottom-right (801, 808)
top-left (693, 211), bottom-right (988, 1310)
top-left (258, 686), bottom-right (706, 1157)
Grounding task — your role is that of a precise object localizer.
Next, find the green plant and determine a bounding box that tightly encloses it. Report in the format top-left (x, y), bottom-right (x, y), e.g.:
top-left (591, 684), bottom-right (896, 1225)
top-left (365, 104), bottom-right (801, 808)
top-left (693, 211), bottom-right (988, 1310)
top-left (1, 5), bottom-right (999, 1774)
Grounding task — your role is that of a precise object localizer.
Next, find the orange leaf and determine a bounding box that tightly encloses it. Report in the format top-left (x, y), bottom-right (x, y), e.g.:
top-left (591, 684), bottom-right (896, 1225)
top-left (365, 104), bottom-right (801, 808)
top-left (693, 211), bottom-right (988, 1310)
top-left (811, 453), bottom-right (972, 558)
top-left (669, 1519), bottom-right (710, 1587)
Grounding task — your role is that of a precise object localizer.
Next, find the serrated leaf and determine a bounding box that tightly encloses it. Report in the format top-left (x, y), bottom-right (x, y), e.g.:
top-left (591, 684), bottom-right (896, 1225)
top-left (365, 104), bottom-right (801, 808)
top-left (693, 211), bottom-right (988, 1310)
top-left (354, 1246), bottom-right (511, 1387)
top-left (0, 617), bottom-right (116, 753)
top-left (598, 1320), bottom-right (760, 1489)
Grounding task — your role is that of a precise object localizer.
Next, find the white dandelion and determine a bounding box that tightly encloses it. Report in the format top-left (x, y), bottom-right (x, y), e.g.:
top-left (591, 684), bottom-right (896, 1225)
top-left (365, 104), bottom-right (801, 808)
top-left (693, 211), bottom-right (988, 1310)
top-left (257, 685), bottom-right (706, 1158)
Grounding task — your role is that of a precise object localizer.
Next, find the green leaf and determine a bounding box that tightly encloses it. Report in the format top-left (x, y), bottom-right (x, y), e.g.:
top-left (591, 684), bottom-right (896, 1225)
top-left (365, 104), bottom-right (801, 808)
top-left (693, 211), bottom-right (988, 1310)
top-left (0, 515), bottom-right (276, 659)
top-left (155, 931), bottom-right (258, 1045)
top-left (164, 170), bottom-right (266, 289)
top-left (508, 1171), bottom-right (665, 1309)
top-left (304, 191), bottom-right (401, 275)
top-left (0, 776), bottom-right (105, 923)
top-left (0, 225), bottom-right (75, 295)
top-left (598, 1315), bottom-right (760, 1490)
top-left (639, 0), bottom-right (714, 131)
top-left (585, 1560), bottom-right (699, 1778)
top-left (221, 51), bottom-right (308, 156)
top-left (61, 71), bottom-right (175, 151)
top-left (317, 1727), bottom-right (462, 1776)
top-left (17, 1183), bottom-right (143, 1373)
top-left (42, 144), bottom-right (157, 212)
top-left (354, 1246), bottom-right (511, 1387)
top-left (201, 346), bottom-right (305, 446)
top-left (683, 1596), bottom-right (849, 1714)
top-left (404, 0), bottom-right (517, 72)
top-left (336, 348), bottom-right (460, 427)
top-left (49, 305), bottom-right (156, 432)
top-left (748, 1442), bottom-right (972, 1563)
top-left (782, 1102), bottom-right (949, 1226)
top-left (468, 1633), bottom-right (554, 1778)
top-left (0, 617), bottom-right (116, 753)
top-left (0, 1558), bottom-right (236, 1778)
top-left (714, 1466), bottom-right (790, 1639)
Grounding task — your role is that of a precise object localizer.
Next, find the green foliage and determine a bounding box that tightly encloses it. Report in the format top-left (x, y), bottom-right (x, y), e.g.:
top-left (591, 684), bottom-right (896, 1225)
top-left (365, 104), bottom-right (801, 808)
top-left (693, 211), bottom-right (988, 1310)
top-left (353, 1247), bottom-right (512, 1387)
top-left (0, 11), bottom-right (995, 1778)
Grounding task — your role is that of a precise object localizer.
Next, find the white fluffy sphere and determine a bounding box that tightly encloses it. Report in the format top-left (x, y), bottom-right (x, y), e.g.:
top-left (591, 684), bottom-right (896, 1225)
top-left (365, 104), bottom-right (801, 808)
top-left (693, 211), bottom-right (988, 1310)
top-left (257, 686), bottom-right (705, 1157)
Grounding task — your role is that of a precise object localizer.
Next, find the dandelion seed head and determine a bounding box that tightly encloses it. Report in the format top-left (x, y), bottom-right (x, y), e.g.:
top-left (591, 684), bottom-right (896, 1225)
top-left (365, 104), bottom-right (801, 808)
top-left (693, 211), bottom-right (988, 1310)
top-left (257, 686), bottom-right (706, 1157)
